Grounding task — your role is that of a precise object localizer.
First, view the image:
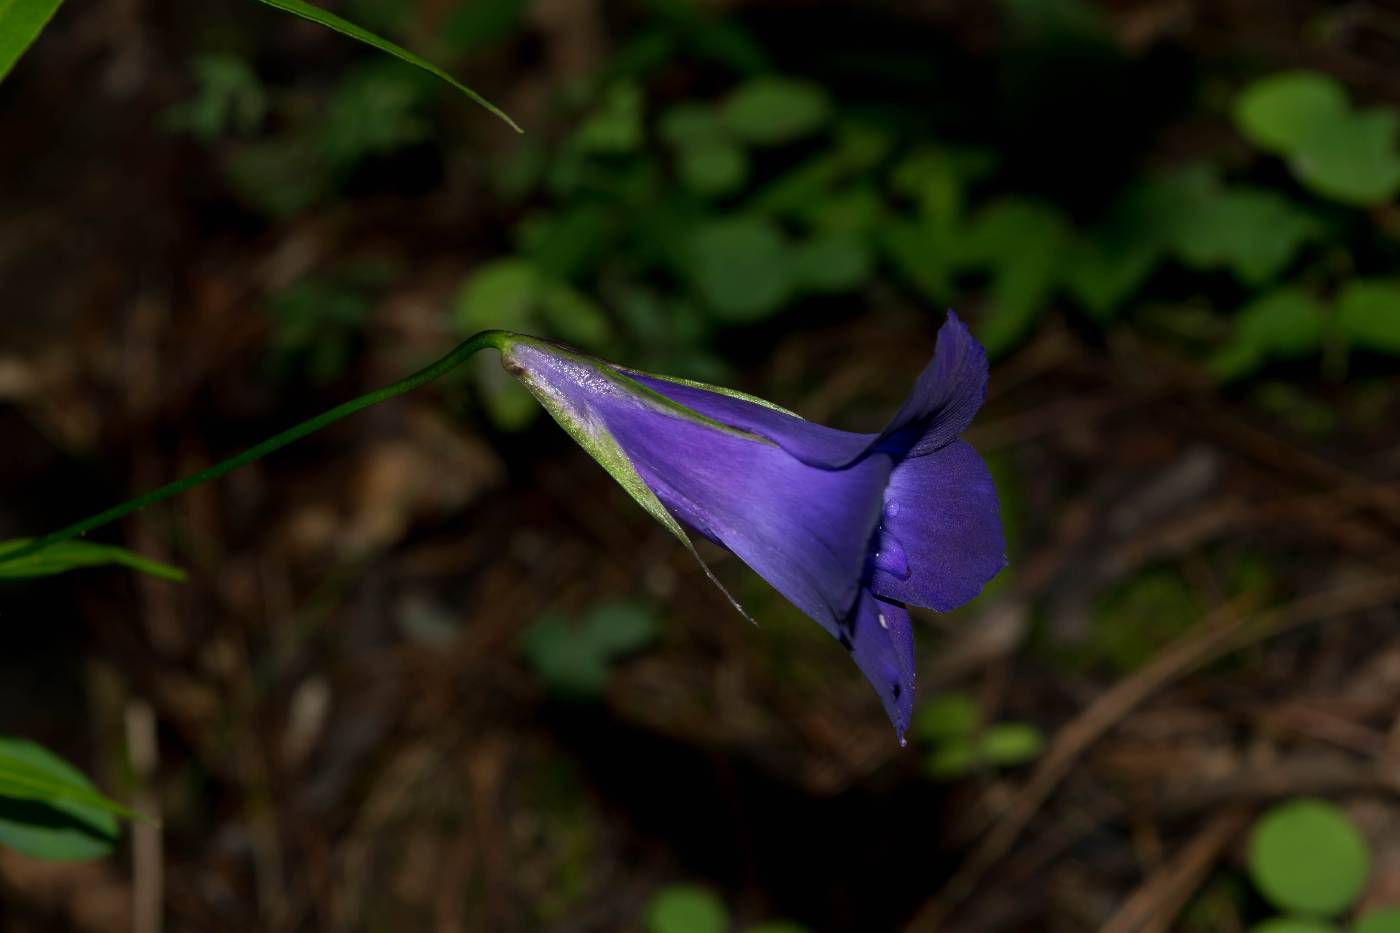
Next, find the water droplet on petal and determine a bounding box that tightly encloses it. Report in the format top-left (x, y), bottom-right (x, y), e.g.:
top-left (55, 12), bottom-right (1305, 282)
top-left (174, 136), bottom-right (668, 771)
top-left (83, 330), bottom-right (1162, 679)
top-left (878, 612), bottom-right (889, 630)
top-left (872, 534), bottom-right (911, 580)
top-left (884, 499), bottom-right (900, 519)
top-left (898, 735), bottom-right (908, 748)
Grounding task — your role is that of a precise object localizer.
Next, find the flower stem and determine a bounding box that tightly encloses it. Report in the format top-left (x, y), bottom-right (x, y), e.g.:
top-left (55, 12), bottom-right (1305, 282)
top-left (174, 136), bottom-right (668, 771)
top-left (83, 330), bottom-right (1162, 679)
top-left (0, 330), bottom-right (510, 568)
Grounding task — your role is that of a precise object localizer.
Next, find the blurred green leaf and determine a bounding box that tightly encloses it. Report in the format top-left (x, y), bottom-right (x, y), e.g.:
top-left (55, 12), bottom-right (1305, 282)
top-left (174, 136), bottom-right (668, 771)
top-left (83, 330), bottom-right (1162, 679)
top-left (977, 723), bottom-right (1043, 766)
top-left (1248, 799), bottom-right (1368, 917)
top-left (318, 61), bottom-right (431, 174)
top-left (455, 259), bottom-right (538, 332)
top-left (0, 737), bottom-right (123, 861)
top-left (646, 884), bottom-right (729, 933)
top-left (720, 77), bottom-right (831, 146)
top-left (924, 738), bottom-right (978, 779)
top-left (573, 83), bottom-right (644, 154)
top-left (222, 137), bottom-right (328, 218)
top-left (1170, 188), bottom-right (1320, 285)
top-left (1235, 71), bottom-right (1400, 206)
top-left (1338, 280), bottom-right (1400, 353)
top-left (268, 276), bottom-right (376, 384)
top-left (792, 233), bottom-right (872, 293)
top-left (962, 198), bottom-right (1069, 357)
top-left (0, 539), bottom-right (185, 582)
top-left (1213, 287), bottom-right (1328, 381)
top-left (1236, 72), bottom-right (1349, 153)
top-left (0, 0), bottom-right (64, 83)
top-left (1355, 909), bottom-right (1400, 933)
top-left (248, 0), bottom-right (519, 131)
top-left (914, 693), bottom-right (979, 742)
top-left (687, 217), bottom-right (796, 321)
top-left (521, 602), bottom-right (659, 698)
top-left (659, 103), bottom-right (726, 148)
top-left (164, 54), bottom-right (267, 141)
top-left (745, 924), bottom-right (813, 933)
top-left (677, 141), bottom-right (749, 196)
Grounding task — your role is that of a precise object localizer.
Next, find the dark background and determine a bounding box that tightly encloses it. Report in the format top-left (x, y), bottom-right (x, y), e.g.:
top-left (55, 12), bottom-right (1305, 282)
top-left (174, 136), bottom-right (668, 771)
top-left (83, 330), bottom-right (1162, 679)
top-left (4, 1), bottom-right (1400, 930)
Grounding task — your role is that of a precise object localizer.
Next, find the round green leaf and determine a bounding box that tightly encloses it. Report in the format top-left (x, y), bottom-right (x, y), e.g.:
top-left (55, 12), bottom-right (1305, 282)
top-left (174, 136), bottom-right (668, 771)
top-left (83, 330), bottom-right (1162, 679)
top-left (1248, 799), bottom-right (1369, 916)
top-left (646, 884), bottom-right (729, 933)
top-left (0, 738), bottom-right (120, 861)
top-left (659, 104), bottom-right (726, 148)
top-left (687, 217), bottom-right (795, 322)
top-left (454, 259), bottom-right (538, 332)
top-left (792, 233), bottom-right (872, 293)
top-left (720, 78), bottom-right (830, 146)
top-left (978, 723), bottom-right (1044, 767)
top-left (1235, 72), bottom-right (1349, 153)
top-left (1291, 108), bottom-right (1400, 206)
top-left (1356, 909), bottom-right (1400, 933)
top-left (678, 141), bottom-right (749, 196)
top-left (1338, 280), bottom-right (1400, 353)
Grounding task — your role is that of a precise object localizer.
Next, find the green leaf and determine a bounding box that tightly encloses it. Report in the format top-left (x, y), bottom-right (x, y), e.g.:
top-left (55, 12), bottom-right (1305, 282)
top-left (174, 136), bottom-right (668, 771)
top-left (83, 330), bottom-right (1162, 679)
top-left (521, 602), bottom-right (659, 699)
top-left (677, 141), bottom-right (749, 197)
top-left (455, 259), bottom-right (538, 332)
top-left (1170, 188), bottom-right (1320, 285)
top-left (0, 737), bottom-right (124, 861)
top-left (1356, 908), bottom-right (1400, 933)
top-left (0, 0), bottom-right (64, 83)
top-left (0, 539), bottom-right (185, 582)
top-left (645, 884), bottom-right (729, 933)
top-left (163, 54), bottom-right (267, 141)
top-left (1291, 107), bottom-right (1400, 206)
top-left (962, 199), bottom-right (1070, 357)
top-left (247, 0), bottom-right (519, 131)
top-left (659, 104), bottom-right (726, 148)
top-left (792, 233), bottom-right (872, 293)
top-left (924, 738), bottom-right (978, 779)
top-left (687, 217), bottom-right (796, 322)
top-left (1247, 799), bottom-right (1369, 916)
top-left (977, 723), bottom-right (1043, 767)
top-left (1236, 72), bottom-right (1350, 153)
top-left (1338, 280), bottom-right (1400, 353)
top-left (914, 694), bottom-right (979, 742)
top-left (720, 77), bottom-right (831, 146)
top-left (1234, 71), bottom-right (1400, 206)
top-left (572, 83), bottom-right (644, 154)
top-left (745, 924), bottom-right (813, 933)
top-left (1212, 287), bottom-right (1327, 381)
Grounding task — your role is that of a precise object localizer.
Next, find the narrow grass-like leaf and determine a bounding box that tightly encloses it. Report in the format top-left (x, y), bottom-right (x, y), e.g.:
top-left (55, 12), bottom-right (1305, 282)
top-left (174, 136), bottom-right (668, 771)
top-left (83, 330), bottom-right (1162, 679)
top-left (0, 737), bottom-right (126, 861)
top-left (0, 0), bottom-right (65, 83)
top-left (0, 538), bottom-right (186, 582)
top-left (248, 0), bottom-right (520, 132)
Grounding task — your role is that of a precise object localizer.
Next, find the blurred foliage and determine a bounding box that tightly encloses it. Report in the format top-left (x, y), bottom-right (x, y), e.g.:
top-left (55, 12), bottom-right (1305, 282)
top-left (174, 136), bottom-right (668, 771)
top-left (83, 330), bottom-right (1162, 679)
top-left (0, 736), bottom-right (127, 861)
top-left (644, 883), bottom-right (812, 933)
top-left (0, 538), bottom-right (185, 581)
top-left (1246, 799), bottom-right (1375, 930)
top-left (913, 693), bottom-right (1043, 779)
top-left (520, 601), bottom-right (658, 698)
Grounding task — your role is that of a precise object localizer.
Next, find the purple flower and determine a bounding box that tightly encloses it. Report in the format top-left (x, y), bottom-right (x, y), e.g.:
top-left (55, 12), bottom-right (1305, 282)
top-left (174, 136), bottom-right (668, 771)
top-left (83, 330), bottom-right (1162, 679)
top-left (500, 312), bottom-right (1005, 740)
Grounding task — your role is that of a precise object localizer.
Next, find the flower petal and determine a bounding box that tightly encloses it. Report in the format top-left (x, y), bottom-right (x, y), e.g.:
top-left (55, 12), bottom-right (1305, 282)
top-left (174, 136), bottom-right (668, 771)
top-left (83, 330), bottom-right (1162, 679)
top-left (623, 370), bottom-right (875, 467)
top-left (871, 311), bottom-right (988, 459)
top-left (626, 311), bottom-right (986, 467)
top-left (604, 402), bottom-right (892, 632)
top-left (868, 440), bottom-right (1006, 612)
top-left (842, 590), bottom-right (915, 739)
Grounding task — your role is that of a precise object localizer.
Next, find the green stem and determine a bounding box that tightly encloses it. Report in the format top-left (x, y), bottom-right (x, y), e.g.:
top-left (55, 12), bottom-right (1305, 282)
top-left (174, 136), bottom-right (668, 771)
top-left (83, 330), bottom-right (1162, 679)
top-left (0, 330), bottom-right (510, 568)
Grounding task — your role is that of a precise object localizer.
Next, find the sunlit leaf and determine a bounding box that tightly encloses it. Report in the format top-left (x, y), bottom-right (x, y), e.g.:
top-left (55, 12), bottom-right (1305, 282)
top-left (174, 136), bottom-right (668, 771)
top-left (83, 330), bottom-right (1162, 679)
top-left (0, 737), bottom-right (125, 861)
top-left (1247, 799), bottom-right (1368, 916)
top-left (248, 0), bottom-right (520, 131)
top-left (1338, 280), bottom-right (1400, 354)
top-left (0, 0), bottom-right (64, 83)
top-left (645, 884), bottom-right (729, 933)
top-left (0, 539), bottom-right (185, 582)
top-left (720, 77), bottom-right (830, 146)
